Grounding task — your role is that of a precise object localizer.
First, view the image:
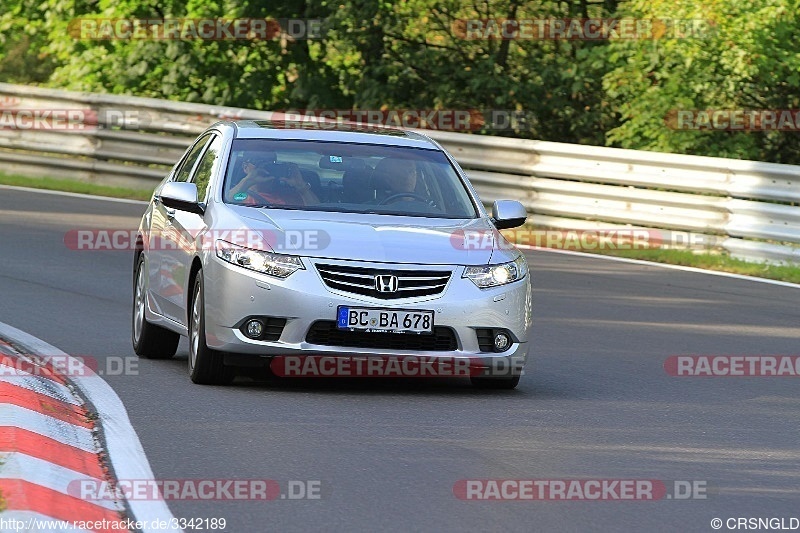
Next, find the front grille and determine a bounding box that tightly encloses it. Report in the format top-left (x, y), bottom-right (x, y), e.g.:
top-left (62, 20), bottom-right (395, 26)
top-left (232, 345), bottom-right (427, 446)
top-left (315, 263), bottom-right (451, 300)
top-left (306, 321), bottom-right (458, 351)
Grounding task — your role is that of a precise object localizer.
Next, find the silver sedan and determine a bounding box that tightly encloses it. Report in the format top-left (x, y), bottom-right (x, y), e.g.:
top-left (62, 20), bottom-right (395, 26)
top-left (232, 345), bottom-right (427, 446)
top-left (132, 120), bottom-right (532, 388)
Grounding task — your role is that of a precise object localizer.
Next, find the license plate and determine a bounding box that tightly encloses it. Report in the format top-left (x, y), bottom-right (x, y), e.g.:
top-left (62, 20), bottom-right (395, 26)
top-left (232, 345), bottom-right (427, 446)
top-left (337, 306), bottom-right (434, 334)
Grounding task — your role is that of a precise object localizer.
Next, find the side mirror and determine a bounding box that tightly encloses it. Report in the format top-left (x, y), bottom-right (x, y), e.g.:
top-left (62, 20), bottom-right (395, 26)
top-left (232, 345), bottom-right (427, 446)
top-left (491, 200), bottom-right (527, 230)
top-left (160, 182), bottom-right (204, 216)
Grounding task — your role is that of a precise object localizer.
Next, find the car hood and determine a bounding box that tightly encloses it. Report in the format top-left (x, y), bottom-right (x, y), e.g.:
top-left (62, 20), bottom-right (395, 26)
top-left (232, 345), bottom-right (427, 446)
top-left (218, 206), bottom-right (510, 265)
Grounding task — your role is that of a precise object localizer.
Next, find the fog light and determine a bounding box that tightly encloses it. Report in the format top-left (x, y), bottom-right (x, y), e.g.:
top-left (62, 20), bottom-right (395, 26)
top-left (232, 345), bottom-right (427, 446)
top-left (246, 319), bottom-right (264, 339)
top-left (494, 332), bottom-right (510, 351)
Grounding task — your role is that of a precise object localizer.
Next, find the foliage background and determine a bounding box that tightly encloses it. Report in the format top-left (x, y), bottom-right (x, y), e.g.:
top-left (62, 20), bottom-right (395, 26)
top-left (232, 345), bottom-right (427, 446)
top-left (3, 0), bottom-right (799, 163)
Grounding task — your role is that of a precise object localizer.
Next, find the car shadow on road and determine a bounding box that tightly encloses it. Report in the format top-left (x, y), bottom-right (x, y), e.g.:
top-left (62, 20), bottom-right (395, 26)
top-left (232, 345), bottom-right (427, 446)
top-left (164, 350), bottom-right (578, 398)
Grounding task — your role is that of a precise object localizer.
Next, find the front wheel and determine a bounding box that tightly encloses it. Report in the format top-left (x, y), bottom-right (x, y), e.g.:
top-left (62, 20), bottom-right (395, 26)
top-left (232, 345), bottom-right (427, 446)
top-left (132, 254), bottom-right (180, 359)
top-left (188, 270), bottom-right (233, 385)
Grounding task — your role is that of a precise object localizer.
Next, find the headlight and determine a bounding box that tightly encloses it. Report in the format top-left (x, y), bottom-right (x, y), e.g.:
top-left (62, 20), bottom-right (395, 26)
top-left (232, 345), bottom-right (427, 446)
top-left (215, 240), bottom-right (304, 278)
top-left (463, 256), bottom-right (527, 288)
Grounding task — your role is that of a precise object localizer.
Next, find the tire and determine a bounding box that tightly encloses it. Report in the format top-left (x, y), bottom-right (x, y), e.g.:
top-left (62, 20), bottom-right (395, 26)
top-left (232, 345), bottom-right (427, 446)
top-left (470, 374), bottom-right (521, 390)
top-left (132, 254), bottom-right (180, 359)
top-left (188, 269), bottom-right (233, 385)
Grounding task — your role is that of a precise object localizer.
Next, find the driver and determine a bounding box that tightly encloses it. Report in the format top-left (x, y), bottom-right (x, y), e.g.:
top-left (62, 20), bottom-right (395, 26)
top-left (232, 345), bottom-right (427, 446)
top-left (384, 160), bottom-right (417, 194)
top-left (375, 158), bottom-right (420, 201)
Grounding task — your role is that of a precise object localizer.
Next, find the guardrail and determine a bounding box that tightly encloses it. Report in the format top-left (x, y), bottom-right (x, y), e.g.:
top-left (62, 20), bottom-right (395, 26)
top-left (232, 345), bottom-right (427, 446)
top-left (1, 82), bottom-right (799, 264)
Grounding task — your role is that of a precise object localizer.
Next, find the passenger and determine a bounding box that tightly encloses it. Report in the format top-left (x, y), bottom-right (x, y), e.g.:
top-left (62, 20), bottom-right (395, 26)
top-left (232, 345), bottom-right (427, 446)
top-left (278, 163), bottom-right (320, 205)
top-left (230, 153), bottom-right (275, 190)
top-left (228, 156), bottom-right (279, 204)
top-left (229, 161), bottom-right (317, 206)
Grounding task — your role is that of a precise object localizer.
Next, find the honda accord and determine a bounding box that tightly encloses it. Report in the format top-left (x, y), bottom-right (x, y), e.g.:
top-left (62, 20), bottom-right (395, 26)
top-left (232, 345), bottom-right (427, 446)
top-left (132, 120), bottom-right (532, 388)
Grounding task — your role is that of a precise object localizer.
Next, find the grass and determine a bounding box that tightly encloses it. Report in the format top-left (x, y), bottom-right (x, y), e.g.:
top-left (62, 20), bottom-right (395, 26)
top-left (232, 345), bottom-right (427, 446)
top-left (501, 228), bottom-right (800, 284)
top-left (0, 173), bottom-right (154, 201)
top-left (591, 248), bottom-right (800, 284)
top-left (3, 173), bottom-right (800, 284)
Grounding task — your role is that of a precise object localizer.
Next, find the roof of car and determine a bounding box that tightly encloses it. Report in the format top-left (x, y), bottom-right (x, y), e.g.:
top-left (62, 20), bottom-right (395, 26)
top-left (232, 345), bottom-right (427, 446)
top-left (222, 120), bottom-right (440, 149)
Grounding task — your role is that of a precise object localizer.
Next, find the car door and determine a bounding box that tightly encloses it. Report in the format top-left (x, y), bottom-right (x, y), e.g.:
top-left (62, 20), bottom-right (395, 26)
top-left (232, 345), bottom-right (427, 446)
top-left (161, 133), bottom-right (224, 326)
top-left (151, 133), bottom-right (213, 323)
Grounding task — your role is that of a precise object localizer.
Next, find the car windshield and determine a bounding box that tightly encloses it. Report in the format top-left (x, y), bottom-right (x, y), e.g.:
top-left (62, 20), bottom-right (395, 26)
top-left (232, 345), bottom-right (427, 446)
top-left (222, 139), bottom-right (478, 219)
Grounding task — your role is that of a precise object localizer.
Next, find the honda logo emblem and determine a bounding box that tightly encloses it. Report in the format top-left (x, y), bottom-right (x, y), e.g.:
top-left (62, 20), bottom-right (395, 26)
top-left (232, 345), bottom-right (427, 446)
top-left (375, 275), bottom-right (399, 293)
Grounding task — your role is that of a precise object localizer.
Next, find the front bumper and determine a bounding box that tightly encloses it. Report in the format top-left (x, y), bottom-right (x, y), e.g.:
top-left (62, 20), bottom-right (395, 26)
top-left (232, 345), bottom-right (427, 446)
top-left (203, 255), bottom-right (533, 371)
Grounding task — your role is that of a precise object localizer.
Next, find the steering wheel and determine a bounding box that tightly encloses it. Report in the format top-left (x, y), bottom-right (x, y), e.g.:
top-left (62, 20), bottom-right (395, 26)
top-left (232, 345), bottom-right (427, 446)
top-left (379, 192), bottom-right (431, 205)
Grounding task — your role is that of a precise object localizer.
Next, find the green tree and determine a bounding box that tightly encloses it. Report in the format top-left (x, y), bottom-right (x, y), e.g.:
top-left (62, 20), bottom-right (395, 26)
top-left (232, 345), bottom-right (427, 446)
top-left (603, 0), bottom-right (800, 163)
top-left (321, 0), bottom-right (618, 142)
top-left (0, 0), bottom-right (74, 83)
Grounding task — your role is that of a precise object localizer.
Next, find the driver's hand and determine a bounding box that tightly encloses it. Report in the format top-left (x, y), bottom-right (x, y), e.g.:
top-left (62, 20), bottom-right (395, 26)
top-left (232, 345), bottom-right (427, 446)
top-left (284, 169), bottom-right (313, 193)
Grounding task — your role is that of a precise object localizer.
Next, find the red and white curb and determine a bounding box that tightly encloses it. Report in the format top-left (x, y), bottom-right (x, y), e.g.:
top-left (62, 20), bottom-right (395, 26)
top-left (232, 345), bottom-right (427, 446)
top-left (0, 322), bottom-right (181, 532)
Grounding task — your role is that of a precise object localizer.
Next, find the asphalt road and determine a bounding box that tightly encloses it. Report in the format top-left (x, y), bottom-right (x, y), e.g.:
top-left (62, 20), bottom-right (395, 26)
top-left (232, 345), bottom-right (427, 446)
top-left (2, 186), bottom-right (800, 532)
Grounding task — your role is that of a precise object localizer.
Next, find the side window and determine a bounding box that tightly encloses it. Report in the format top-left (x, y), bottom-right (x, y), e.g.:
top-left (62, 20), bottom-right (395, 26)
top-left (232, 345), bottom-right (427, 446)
top-left (190, 135), bottom-right (222, 203)
top-left (173, 134), bottom-right (212, 183)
